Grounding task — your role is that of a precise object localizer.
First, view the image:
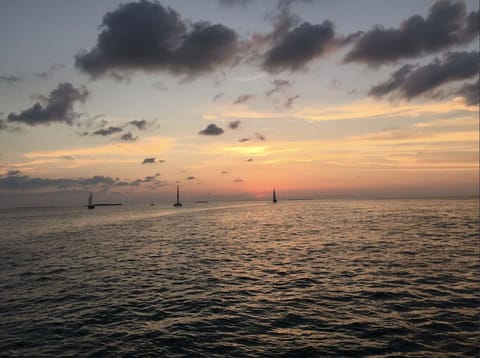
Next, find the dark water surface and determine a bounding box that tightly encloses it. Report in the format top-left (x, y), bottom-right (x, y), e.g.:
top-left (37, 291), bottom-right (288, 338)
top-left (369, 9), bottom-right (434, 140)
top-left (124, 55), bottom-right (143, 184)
top-left (1, 199), bottom-right (479, 356)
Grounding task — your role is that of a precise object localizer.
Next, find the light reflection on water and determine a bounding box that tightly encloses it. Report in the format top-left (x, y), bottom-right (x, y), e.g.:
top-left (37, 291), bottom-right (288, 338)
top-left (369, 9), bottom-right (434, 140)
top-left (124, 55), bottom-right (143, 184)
top-left (0, 199), bottom-right (478, 356)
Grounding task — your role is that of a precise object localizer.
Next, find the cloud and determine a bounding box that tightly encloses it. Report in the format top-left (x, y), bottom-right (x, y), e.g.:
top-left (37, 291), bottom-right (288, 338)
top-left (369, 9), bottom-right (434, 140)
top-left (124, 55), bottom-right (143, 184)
top-left (285, 94), bottom-right (300, 108)
top-left (255, 132), bottom-right (266, 141)
top-left (265, 79), bottom-right (291, 97)
top-left (0, 174), bottom-right (115, 191)
top-left (35, 63), bottom-right (66, 79)
top-left (221, 171), bottom-right (229, 174)
top-left (92, 126), bottom-right (123, 136)
top-left (233, 177), bottom-right (243, 182)
top-left (120, 132), bottom-right (137, 141)
top-left (247, 158), bottom-right (253, 162)
top-left (345, 1), bottom-right (479, 65)
top-left (456, 78), bottom-right (479, 106)
top-left (238, 137), bottom-right (250, 142)
top-left (213, 93), bottom-right (223, 101)
top-left (75, 1), bottom-right (238, 78)
top-left (228, 120), bottom-right (241, 129)
top-left (0, 75), bottom-right (21, 85)
top-left (218, 0), bottom-right (252, 7)
top-left (198, 123), bottom-right (224, 135)
top-left (127, 119), bottom-right (148, 130)
top-left (7, 83), bottom-right (89, 126)
top-left (232, 94), bottom-right (254, 105)
top-left (262, 21), bottom-right (336, 72)
top-left (186, 176), bottom-right (195, 180)
top-left (369, 51), bottom-right (479, 99)
top-left (6, 170), bottom-right (21, 176)
top-left (0, 121), bottom-right (7, 131)
top-left (142, 157), bottom-right (156, 164)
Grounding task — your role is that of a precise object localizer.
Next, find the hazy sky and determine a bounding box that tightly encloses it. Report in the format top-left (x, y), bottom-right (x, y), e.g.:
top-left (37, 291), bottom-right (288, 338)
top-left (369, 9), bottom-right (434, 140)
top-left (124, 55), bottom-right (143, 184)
top-left (0, 0), bottom-right (478, 207)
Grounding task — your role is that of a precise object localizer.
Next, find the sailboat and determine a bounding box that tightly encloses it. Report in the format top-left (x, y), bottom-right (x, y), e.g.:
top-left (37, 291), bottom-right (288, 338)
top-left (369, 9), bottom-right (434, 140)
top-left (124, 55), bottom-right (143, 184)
top-left (173, 185), bottom-right (182, 207)
top-left (273, 188), bottom-right (277, 203)
top-left (87, 193), bottom-right (95, 209)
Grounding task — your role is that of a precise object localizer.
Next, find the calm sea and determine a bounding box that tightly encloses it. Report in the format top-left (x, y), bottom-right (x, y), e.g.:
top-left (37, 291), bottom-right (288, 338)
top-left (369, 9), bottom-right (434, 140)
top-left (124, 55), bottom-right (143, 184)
top-left (0, 199), bottom-right (478, 356)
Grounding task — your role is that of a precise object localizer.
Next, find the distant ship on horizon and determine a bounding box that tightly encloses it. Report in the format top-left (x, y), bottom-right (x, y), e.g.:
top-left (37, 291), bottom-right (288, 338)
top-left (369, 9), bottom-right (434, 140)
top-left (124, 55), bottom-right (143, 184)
top-left (273, 188), bottom-right (277, 203)
top-left (174, 185), bottom-right (182, 207)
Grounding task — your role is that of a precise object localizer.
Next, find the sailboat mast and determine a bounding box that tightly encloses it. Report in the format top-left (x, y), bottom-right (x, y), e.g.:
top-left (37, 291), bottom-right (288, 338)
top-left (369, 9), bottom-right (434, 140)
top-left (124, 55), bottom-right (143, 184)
top-left (177, 185), bottom-right (179, 203)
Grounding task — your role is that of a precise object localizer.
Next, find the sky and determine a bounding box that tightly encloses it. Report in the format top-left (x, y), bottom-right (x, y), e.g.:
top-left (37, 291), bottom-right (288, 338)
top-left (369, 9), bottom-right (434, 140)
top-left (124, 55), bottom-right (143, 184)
top-left (0, 0), bottom-right (478, 207)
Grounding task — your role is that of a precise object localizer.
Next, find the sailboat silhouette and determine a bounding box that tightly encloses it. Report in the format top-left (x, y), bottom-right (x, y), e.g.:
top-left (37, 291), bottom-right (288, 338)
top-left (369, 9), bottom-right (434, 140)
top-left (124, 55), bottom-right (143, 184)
top-left (273, 188), bottom-right (277, 203)
top-left (87, 193), bottom-right (95, 209)
top-left (174, 185), bottom-right (182, 207)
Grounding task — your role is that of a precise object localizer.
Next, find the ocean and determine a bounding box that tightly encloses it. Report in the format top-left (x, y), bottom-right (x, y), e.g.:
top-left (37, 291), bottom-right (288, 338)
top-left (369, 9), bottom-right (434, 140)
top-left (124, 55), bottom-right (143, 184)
top-left (0, 199), bottom-right (478, 356)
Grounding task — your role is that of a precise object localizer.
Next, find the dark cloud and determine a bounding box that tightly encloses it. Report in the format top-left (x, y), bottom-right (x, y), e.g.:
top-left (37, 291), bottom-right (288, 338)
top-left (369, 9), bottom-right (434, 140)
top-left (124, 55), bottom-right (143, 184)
top-left (221, 171), bottom-right (229, 174)
top-left (265, 79), bottom-right (291, 97)
top-left (198, 123), bottom-right (224, 135)
top-left (186, 176), bottom-right (195, 180)
top-left (92, 126), bottom-right (123, 136)
top-left (247, 158), bottom-right (253, 162)
top-left (36, 63), bottom-right (66, 79)
top-left (369, 51), bottom-right (479, 99)
top-left (6, 170), bottom-right (21, 176)
top-left (127, 119), bottom-right (148, 130)
top-left (457, 78), bottom-right (480, 106)
top-left (75, 1), bottom-right (238, 78)
top-left (0, 174), bottom-right (115, 191)
top-left (228, 120), bottom-right (241, 129)
top-left (285, 94), bottom-right (300, 108)
top-left (238, 137), bottom-right (250, 142)
top-left (262, 21), bottom-right (336, 72)
top-left (62, 156), bottom-right (75, 160)
top-left (143, 157), bottom-right (156, 164)
top-left (233, 177), bottom-right (244, 182)
top-left (0, 75), bottom-right (21, 85)
top-left (7, 83), bottom-right (89, 126)
top-left (232, 94), bottom-right (254, 105)
top-left (120, 132), bottom-right (137, 141)
top-left (0, 121), bottom-right (7, 131)
top-left (345, 1), bottom-right (480, 65)
top-left (254, 132), bottom-right (266, 141)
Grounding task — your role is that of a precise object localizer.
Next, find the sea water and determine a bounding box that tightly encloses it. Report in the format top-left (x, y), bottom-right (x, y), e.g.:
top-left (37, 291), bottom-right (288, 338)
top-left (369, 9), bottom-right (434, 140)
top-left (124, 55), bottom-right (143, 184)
top-left (0, 199), bottom-right (478, 356)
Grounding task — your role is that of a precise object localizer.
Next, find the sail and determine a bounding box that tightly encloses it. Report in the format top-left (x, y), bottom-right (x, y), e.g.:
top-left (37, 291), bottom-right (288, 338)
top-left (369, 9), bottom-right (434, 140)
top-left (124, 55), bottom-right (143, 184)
top-left (174, 185), bottom-right (182, 207)
top-left (273, 188), bottom-right (277, 203)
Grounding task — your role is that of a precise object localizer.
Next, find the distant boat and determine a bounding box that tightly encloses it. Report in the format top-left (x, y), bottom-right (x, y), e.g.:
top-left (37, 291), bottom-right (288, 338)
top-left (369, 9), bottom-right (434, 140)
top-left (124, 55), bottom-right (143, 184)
top-left (273, 188), bottom-right (277, 203)
top-left (174, 185), bottom-right (182, 207)
top-left (87, 193), bottom-right (95, 209)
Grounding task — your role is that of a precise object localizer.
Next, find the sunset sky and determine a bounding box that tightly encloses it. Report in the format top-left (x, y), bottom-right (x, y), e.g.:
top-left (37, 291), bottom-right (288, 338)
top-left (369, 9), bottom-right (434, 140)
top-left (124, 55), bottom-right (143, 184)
top-left (0, 0), bottom-right (478, 207)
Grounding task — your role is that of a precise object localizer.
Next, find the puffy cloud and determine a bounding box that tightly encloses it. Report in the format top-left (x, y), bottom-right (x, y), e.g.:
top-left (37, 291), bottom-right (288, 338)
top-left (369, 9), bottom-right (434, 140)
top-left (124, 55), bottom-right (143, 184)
top-left (232, 94), bottom-right (254, 105)
top-left (228, 120), bottom-right (241, 129)
top-left (265, 79), bottom-right (291, 97)
top-left (369, 51), bottom-right (479, 99)
top-left (35, 63), bottom-right (66, 79)
top-left (92, 126), bottom-right (123, 136)
top-left (0, 75), bottom-right (21, 85)
top-left (262, 21), bottom-right (336, 72)
top-left (127, 119), bottom-right (148, 130)
top-left (345, 1), bottom-right (480, 65)
top-left (198, 123), bottom-right (224, 135)
top-left (120, 132), bottom-right (137, 141)
top-left (7, 83), bottom-right (89, 126)
top-left (75, 1), bottom-right (238, 78)
top-left (0, 174), bottom-right (115, 191)
top-left (285, 94), bottom-right (300, 108)
top-left (142, 157), bottom-right (156, 164)
top-left (254, 132), bottom-right (266, 141)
